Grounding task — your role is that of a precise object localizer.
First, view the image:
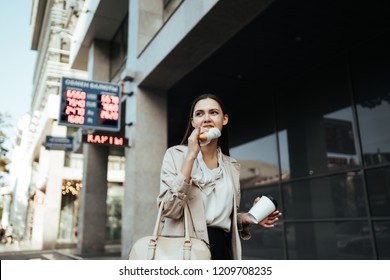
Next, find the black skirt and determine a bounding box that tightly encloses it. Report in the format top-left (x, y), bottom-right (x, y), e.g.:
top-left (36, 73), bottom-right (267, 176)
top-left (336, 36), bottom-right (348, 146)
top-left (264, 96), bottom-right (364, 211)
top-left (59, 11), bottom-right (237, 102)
top-left (207, 227), bottom-right (232, 260)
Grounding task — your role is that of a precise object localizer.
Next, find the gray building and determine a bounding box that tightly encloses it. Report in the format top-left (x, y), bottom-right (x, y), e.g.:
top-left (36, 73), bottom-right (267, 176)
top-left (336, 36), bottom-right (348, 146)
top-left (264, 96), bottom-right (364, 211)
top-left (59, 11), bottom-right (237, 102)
top-left (7, 0), bottom-right (390, 260)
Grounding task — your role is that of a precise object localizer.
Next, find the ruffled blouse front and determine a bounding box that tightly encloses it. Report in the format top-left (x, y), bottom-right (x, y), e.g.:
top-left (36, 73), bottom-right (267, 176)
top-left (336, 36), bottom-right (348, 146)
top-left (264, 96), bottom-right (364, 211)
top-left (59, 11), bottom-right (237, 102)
top-left (192, 148), bottom-right (234, 232)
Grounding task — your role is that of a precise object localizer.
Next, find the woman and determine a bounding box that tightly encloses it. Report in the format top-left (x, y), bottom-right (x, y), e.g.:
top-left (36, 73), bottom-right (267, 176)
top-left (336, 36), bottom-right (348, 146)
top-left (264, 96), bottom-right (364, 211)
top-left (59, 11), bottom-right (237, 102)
top-left (158, 93), bottom-right (282, 260)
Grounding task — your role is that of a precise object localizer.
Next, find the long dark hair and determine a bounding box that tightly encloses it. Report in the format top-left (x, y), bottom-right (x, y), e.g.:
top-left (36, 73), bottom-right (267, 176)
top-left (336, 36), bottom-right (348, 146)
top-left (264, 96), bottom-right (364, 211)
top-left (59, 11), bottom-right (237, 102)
top-left (180, 93), bottom-right (231, 156)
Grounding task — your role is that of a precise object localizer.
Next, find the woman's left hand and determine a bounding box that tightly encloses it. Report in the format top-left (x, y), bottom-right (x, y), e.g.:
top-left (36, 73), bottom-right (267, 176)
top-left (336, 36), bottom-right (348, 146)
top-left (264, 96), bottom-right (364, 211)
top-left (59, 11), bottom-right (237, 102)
top-left (258, 210), bottom-right (282, 228)
top-left (242, 210), bottom-right (282, 228)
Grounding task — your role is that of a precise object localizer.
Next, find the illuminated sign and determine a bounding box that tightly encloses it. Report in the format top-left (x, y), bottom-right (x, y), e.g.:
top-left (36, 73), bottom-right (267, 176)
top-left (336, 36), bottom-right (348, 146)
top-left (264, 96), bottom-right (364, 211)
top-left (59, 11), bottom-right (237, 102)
top-left (82, 133), bottom-right (128, 147)
top-left (59, 77), bottom-right (121, 131)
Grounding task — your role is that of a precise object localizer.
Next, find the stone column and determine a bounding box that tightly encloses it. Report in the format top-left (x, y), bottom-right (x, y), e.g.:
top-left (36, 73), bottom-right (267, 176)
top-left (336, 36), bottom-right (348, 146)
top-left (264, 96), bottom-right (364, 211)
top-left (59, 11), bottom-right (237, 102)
top-left (121, 88), bottom-right (167, 259)
top-left (77, 143), bottom-right (109, 254)
top-left (77, 39), bottom-right (111, 254)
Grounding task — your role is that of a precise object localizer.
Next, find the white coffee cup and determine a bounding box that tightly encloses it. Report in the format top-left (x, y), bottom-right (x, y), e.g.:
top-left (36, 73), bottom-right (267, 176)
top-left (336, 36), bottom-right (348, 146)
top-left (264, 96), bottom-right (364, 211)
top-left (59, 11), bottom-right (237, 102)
top-left (248, 195), bottom-right (278, 223)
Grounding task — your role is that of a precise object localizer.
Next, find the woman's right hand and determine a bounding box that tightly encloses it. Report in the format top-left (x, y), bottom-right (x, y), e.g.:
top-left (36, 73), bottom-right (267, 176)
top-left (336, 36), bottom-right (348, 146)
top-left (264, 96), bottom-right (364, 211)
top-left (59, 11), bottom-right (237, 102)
top-left (181, 128), bottom-right (201, 184)
top-left (187, 127), bottom-right (201, 159)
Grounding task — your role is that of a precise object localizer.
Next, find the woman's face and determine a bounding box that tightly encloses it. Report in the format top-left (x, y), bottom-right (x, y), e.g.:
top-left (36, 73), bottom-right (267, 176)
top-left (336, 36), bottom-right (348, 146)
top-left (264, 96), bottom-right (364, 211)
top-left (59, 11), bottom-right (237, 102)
top-left (191, 97), bottom-right (228, 133)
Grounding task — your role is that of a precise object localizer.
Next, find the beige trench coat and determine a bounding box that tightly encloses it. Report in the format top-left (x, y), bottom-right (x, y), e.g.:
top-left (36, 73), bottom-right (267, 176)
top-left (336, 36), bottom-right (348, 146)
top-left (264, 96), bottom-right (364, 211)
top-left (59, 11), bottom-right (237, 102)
top-left (158, 145), bottom-right (251, 260)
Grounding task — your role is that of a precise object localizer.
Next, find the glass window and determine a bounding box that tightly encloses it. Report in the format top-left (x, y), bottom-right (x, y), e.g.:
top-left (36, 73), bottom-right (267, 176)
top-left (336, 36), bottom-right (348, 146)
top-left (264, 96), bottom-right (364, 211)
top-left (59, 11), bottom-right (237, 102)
top-left (106, 182), bottom-right (123, 241)
top-left (365, 167), bottom-right (390, 217)
top-left (230, 90), bottom-right (280, 184)
top-left (110, 16), bottom-right (128, 81)
top-left (240, 184), bottom-right (281, 213)
top-left (373, 221), bottom-right (390, 260)
top-left (231, 135), bottom-right (279, 186)
top-left (240, 184), bottom-right (284, 259)
top-left (229, 91), bottom-right (283, 260)
top-left (350, 35), bottom-right (390, 167)
top-left (108, 155), bottom-right (125, 170)
top-left (58, 179), bottom-right (81, 242)
top-left (277, 57), bottom-right (361, 179)
top-left (286, 221), bottom-right (374, 260)
top-left (242, 225), bottom-right (284, 260)
top-left (64, 152), bottom-right (83, 168)
top-left (283, 172), bottom-right (366, 219)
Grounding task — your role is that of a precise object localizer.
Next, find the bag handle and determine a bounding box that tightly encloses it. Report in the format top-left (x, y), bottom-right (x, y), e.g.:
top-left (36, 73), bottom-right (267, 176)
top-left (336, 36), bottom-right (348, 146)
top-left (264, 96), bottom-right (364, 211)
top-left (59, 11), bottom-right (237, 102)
top-left (147, 195), bottom-right (192, 260)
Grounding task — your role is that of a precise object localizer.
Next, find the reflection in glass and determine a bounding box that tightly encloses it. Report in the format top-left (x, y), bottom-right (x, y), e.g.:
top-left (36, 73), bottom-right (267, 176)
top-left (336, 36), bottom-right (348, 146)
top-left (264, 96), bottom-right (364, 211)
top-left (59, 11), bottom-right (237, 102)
top-left (351, 35), bottom-right (390, 167)
top-left (357, 104), bottom-right (390, 166)
top-left (277, 58), bottom-right (360, 179)
top-left (232, 136), bottom-right (284, 259)
top-left (58, 179), bottom-right (81, 242)
top-left (373, 221), bottom-right (390, 260)
top-left (286, 221), bottom-right (373, 260)
top-left (231, 135), bottom-right (279, 187)
top-left (106, 183), bottom-right (123, 241)
top-left (283, 172), bottom-right (366, 219)
top-left (324, 108), bottom-right (360, 170)
top-left (110, 16), bottom-right (128, 80)
top-left (240, 184), bottom-right (284, 259)
top-left (365, 167), bottom-right (390, 217)
top-left (242, 225), bottom-right (284, 260)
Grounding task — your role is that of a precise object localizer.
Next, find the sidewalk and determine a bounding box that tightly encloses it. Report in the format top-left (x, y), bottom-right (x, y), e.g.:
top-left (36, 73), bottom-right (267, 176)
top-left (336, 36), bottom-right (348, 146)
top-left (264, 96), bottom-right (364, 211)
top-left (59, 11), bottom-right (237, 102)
top-left (0, 240), bottom-right (122, 260)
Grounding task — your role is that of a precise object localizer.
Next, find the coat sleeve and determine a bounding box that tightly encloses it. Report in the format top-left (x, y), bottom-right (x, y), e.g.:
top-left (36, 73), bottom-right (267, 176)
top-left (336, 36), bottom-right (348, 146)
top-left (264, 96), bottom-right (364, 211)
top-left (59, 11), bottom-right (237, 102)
top-left (228, 159), bottom-right (252, 240)
top-left (158, 147), bottom-right (192, 219)
top-left (237, 213), bottom-right (251, 240)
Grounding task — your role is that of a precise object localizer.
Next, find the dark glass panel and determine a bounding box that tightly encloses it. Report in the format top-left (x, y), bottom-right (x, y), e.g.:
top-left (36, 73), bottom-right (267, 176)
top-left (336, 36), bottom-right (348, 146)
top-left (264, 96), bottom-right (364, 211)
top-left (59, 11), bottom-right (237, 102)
top-left (242, 225), bottom-right (284, 260)
top-left (240, 184), bottom-right (281, 213)
top-left (283, 172), bottom-right (366, 219)
top-left (277, 57), bottom-right (360, 180)
top-left (110, 16), bottom-right (128, 80)
top-left (240, 185), bottom-right (284, 259)
top-left (105, 182), bottom-right (123, 241)
top-left (286, 221), bottom-right (373, 259)
top-left (365, 167), bottom-right (390, 216)
top-left (231, 135), bottom-right (279, 187)
top-left (373, 221), bottom-right (390, 260)
top-left (350, 35), bottom-right (390, 167)
top-left (230, 84), bottom-right (279, 183)
top-left (110, 29), bottom-right (122, 77)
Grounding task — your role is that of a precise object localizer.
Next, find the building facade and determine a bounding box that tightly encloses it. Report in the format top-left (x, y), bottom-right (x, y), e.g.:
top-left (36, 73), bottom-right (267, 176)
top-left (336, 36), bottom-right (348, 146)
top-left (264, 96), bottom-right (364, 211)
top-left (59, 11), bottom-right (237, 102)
top-left (6, 0), bottom-right (390, 259)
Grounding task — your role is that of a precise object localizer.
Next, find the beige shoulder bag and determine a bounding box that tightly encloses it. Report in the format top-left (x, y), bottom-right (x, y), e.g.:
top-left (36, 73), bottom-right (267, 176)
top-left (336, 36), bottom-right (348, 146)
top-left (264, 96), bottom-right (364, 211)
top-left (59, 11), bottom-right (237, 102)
top-left (128, 198), bottom-right (211, 260)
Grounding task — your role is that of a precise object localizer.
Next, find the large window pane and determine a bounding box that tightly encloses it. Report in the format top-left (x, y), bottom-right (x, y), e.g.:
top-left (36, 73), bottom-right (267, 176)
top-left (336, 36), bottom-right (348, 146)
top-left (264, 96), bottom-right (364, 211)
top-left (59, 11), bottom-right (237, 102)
top-left (240, 184), bottom-right (281, 214)
top-left (277, 57), bottom-right (361, 179)
top-left (351, 35), bottom-right (390, 166)
top-left (110, 16), bottom-right (128, 80)
top-left (230, 89), bottom-right (280, 187)
top-left (283, 172), bottom-right (366, 219)
top-left (231, 135), bottom-right (279, 187)
top-left (106, 182), bottom-right (123, 241)
top-left (286, 221), bottom-right (374, 260)
top-left (240, 184), bottom-right (284, 259)
top-left (58, 179), bottom-right (81, 242)
top-left (373, 221), bottom-right (390, 260)
top-left (365, 167), bottom-right (390, 217)
top-left (242, 225), bottom-right (284, 260)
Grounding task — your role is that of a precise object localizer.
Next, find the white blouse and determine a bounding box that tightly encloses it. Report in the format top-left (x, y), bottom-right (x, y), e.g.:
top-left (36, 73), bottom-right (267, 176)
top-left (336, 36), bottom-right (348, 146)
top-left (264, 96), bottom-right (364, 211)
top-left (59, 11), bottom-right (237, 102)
top-left (192, 148), bottom-right (234, 232)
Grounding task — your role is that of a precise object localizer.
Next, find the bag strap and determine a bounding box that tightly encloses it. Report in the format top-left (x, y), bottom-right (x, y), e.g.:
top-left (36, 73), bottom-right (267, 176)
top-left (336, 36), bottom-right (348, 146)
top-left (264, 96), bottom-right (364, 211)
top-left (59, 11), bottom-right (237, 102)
top-left (183, 205), bottom-right (192, 260)
top-left (151, 196), bottom-right (165, 238)
top-left (147, 197), bottom-right (165, 259)
top-left (147, 195), bottom-right (192, 260)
